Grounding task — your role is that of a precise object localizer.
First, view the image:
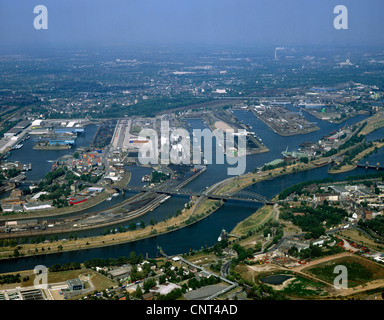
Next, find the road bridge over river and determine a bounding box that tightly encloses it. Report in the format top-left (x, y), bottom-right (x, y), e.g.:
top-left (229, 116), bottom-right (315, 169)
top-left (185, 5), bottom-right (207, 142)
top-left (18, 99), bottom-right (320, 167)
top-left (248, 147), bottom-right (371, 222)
top-left (86, 183), bottom-right (273, 205)
top-left (9, 176), bottom-right (273, 204)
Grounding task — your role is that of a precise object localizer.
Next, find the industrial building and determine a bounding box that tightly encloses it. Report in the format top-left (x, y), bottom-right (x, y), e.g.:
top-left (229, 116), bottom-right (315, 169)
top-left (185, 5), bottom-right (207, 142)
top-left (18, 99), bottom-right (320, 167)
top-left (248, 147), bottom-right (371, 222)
top-left (108, 266), bottom-right (132, 280)
top-left (67, 278), bottom-right (84, 291)
top-left (23, 201), bottom-right (53, 211)
top-left (20, 289), bottom-right (45, 300)
top-left (54, 127), bottom-right (84, 134)
top-left (48, 138), bottom-right (76, 145)
top-left (5, 219), bottom-right (38, 227)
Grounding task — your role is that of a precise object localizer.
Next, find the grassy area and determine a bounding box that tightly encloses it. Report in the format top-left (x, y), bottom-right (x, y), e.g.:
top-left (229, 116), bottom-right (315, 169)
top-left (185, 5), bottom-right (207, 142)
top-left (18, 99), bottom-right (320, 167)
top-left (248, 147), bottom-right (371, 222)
top-left (234, 264), bottom-right (256, 284)
top-left (358, 112), bottom-right (384, 136)
top-left (85, 271), bottom-right (116, 291)
top-left (281, 275), bottom-right (329, 298)
top-left (329, 141), bottom-right (384, 174)
top-left (353, 141), bottom-right (384, 161)
top-left (130, 125), bottom-right (142, 135)
top-left (234, 233), bottom-right (264, 251)
top-left (231, 205), bottom-right (274, 236)
top-left (0, 268), bottom-right (115, 294)
top-left (110, 171), bottom-right (131, 188)
top-left (185, 252), bottom-right (218, 266)
top-left (304, 256), bottom-right (384, 288)
top-left (215, 162), bottom-right (315, 196)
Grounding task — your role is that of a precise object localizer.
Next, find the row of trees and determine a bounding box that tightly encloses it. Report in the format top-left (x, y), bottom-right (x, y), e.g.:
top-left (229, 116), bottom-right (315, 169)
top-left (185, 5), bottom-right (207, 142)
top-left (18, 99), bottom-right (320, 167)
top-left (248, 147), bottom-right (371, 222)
top-left (84, 251), bottom-right (145, 269)
top-left (0, 234), bottom-right (61, 247)
top-left (332, 140), bottom-right (375, 170)
top-left (358, 215), bottom-right (384, 239)
top-left (49, 262), bottom-right (81, 272)
top-left (323, 122), bottom-right (367, 158)
top-left (103, 222), bottom-right (146, 235)
top-left (278, 178), bottom-right (335, 200)
top-left (0, 273), bottom-right (21, 284)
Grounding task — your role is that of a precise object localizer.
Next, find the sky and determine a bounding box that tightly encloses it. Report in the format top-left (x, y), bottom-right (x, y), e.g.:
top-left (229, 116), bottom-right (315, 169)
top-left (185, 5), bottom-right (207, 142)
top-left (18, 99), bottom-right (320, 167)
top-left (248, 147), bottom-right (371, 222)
top-left (0, 0), bottom-right (384, 50)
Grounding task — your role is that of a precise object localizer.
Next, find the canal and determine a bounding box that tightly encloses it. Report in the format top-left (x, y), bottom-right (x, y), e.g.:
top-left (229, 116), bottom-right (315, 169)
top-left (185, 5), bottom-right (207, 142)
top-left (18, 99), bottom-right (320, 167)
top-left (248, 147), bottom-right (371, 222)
top-left (0, 109), bottom-right (382, 272)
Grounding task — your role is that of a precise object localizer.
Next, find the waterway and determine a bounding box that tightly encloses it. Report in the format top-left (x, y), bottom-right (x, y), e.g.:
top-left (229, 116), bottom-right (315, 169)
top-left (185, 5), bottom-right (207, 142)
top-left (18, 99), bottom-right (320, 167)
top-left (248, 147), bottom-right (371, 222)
top-left (6, 124), bottom-right (99, 181)
top-left (0, 108), bottom-right (383, 272)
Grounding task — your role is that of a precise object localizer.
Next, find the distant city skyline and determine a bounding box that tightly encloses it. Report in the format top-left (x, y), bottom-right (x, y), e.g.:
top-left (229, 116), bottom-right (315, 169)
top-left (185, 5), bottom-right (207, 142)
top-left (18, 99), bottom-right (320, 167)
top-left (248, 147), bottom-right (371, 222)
top-left (0, 0), bottom-right (384, 51)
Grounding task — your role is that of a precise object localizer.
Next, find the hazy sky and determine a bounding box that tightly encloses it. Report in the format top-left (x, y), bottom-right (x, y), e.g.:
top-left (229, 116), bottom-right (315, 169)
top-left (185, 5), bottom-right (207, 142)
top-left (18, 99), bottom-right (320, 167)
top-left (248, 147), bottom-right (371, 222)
top-left (1, 0), bottom-right (384, 50)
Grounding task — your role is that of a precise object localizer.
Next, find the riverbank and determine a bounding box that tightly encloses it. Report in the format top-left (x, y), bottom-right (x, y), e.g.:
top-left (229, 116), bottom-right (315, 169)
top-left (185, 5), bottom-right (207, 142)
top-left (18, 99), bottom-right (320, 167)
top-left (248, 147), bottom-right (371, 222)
top-left (0, 159), bottom-right (321, 260)
top-left (214, 161), bottom-right (318, 196)
top-left (0, 197), bottom-right (223, 260)
top-left (329, 141), bottom-right (384, 174)
top-left (0, 111), bottom-right (381, 264)
top-left (358, 111), bottom-right (384, 136)
top-left (231, 204), bottom-right (275, 236)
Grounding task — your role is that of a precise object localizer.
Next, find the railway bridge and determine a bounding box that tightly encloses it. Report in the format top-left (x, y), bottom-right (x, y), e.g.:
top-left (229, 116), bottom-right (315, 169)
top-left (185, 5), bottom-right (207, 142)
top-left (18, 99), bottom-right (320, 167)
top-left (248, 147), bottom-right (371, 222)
top-left (102, 184), bottom-right (272, 204)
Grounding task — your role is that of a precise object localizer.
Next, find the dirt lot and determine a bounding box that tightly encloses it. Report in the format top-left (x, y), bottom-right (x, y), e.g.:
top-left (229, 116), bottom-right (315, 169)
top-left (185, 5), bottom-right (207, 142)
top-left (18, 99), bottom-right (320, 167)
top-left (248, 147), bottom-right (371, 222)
top-left (214, 121), bottom-right (233, 131)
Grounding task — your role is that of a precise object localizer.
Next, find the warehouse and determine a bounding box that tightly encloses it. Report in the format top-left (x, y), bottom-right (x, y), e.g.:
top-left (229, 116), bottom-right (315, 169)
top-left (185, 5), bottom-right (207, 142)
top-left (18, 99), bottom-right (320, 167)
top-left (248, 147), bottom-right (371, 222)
top-left (54, 127), bottom-right (84, 134)
top-left (5, 219), bottom-right (38, 227)
top-left (23, 201), bottom-right (53, 211)
top-left (67, 278), bottom-right (84, 291)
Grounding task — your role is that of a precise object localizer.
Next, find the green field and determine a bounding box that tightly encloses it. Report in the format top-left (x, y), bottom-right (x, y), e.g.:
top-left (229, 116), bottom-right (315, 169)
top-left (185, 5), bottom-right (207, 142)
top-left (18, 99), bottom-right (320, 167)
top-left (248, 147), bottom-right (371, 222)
top-left (304, 256), bottom-right (384, 288)
top-left (231, 205), bottom-right (274, 236)
top-left (281, 275), bottom-right (328, 298)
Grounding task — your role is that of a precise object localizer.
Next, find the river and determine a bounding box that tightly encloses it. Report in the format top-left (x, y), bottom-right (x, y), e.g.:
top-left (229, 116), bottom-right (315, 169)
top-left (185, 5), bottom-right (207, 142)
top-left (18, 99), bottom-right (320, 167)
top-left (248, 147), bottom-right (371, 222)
top-left (0, 108), bottom-right (382, 272)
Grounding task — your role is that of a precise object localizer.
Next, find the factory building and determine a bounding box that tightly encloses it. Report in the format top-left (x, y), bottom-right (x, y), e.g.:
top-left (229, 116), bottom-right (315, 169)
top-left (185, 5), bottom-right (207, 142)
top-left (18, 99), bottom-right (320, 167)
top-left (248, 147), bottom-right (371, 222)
top-left (67, 279), bottom-right (84, 291)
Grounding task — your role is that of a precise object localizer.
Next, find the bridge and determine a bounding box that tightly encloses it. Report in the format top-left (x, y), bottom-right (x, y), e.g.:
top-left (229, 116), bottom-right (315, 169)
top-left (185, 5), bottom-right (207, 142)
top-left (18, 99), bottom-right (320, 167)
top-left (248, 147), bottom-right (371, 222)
top-left (357, 161), bottom-right (383, 170)
top-left (2, 179), bottom-right (40, 184)
top-left (7, 177), bottom-right (271, 204)
top-left (91, 183), bottom-right (271, 204)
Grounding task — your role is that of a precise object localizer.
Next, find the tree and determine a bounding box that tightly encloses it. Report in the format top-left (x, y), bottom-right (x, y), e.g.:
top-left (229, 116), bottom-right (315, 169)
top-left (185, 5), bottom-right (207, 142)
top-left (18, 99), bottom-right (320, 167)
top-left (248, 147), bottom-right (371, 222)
top-left (13, 248), bottom-right (20, 257)
top-left (133, 285), bottom-right (143, 299)
top-left (159, 274), bottom-right (167, 285)
top-left (142, 262), bottom-right (151, 277)
top-left (310, 225), bottom-right (325, 239)
top-left (300, 157), bottom-right (309, 164)
top-left (129, 251), bottom-right (138, 265)
top-left (143, 278), bottom-right (157, 293)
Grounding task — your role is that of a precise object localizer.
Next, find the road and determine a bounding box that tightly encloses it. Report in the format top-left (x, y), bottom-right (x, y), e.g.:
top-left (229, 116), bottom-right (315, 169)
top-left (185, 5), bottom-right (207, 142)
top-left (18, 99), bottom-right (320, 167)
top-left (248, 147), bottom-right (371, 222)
top-left (221, 260), bottom-right (232, 278)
